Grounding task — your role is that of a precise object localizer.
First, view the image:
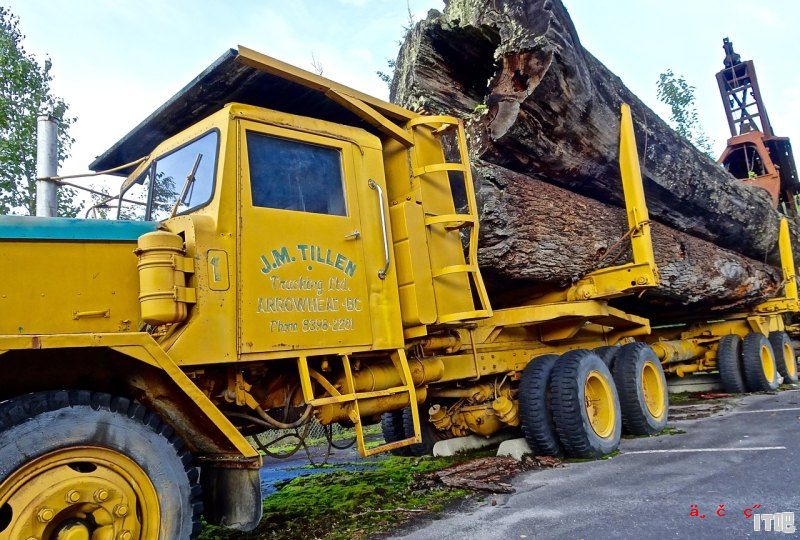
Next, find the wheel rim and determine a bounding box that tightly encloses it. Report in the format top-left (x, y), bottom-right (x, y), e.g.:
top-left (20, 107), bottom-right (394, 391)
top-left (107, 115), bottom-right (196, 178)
top-left (641, 360), bottom-right (666, 419)
top-left (0, 446), bottom-right (159, 540)
top-left (584, 370), bottom-right (616, 438)
top-left (760, 343), bottom-right (776, 381)
top-left (782, 342), bottom-right (797, 378)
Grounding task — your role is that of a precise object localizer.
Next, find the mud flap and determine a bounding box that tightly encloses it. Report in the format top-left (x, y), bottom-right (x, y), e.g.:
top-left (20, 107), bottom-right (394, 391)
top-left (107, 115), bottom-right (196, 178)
top-left (201, 463), bottom-right (263, 531)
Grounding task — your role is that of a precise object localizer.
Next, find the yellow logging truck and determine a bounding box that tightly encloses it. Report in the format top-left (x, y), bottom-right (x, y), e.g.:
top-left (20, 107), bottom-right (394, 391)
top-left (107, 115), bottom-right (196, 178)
top-left (0, 47), bottom-right (673, 539)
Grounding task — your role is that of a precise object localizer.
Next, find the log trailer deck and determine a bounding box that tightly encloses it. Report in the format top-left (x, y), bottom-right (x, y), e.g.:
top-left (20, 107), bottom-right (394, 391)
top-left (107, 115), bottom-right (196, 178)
top-left (645, 217), bottom-right (800, 392)
top-left (0, 46), bottom-right (674, 538)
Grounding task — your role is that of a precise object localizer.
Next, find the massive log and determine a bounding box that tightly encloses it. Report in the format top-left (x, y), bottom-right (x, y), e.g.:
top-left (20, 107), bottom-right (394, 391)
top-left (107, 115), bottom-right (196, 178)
top-left (475, 162), bottom-right (781, 317)
top-left (392, 0), bottom-right (793, 265)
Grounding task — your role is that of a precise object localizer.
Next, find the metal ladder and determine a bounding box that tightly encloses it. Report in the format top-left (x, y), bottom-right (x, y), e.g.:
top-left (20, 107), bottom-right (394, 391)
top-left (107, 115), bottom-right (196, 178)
top-left (297, 350), bottom-right (421, 456)
top-left (407, 115), bottom-right (492, 324)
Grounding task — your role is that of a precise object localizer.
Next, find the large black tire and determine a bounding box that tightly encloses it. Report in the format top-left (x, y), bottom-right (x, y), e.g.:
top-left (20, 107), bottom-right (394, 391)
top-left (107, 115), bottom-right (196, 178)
top-left (611, 343), bottom-right (669, 435)
top-left (769, 331), bottom-right (799, 383)
top-left (380, 410), bottom-right (410, 456)
top-left (402, 406), bottom-right (446, 456)
top-left (742, 333), bottom-right (780, 392)
top-left (550, 350), bottom-right (622, 458)
top-left (717, 335), bottom-right (747, 393)
top-left (593, 346), bottom-right (620, 369)
top-left (0, 390), bottom-right (202, 539)
top-left (519, 354), bottom-right (563, 456)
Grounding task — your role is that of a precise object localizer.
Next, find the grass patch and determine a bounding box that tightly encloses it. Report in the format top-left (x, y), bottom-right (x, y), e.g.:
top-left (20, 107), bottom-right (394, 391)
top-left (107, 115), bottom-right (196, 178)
top-left (199, 455), bottom-right (477, 540)
top-left (260, 425), bottom-right (381, 455)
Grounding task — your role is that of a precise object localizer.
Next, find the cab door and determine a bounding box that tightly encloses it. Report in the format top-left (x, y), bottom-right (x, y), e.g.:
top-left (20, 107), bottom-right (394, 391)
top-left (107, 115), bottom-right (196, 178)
top-left (237, 120), bottom-right (373, 355)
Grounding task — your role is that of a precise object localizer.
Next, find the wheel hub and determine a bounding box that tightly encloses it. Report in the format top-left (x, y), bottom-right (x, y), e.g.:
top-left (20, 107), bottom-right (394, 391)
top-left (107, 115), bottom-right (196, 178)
top-left (641, 360), bottom-right (665, 419)
top-left (783, 342), bottom-right (797, 378)
top-left (584, 370), bottom-right (615, 438)
top-left (0, 447), bottom-right (158, 540)
top-left (760, 344), bottom-right (776, 381)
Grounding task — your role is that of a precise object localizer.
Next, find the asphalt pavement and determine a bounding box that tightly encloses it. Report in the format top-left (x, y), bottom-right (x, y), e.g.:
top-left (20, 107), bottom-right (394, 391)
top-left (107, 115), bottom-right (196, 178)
top-left (392, 389), bottom-right (800, 539)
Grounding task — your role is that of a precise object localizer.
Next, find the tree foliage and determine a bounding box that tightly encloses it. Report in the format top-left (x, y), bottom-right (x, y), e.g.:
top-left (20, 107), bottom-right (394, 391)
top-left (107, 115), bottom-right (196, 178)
top-left (656, 69), bottom-right (714, 157)
top-left (0, 6), bottom-right (80, 216)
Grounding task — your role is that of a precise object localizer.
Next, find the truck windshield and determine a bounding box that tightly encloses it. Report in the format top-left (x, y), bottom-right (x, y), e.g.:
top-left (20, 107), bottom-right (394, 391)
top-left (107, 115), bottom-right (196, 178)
top-left (118, 130), bottom-right (219, 221)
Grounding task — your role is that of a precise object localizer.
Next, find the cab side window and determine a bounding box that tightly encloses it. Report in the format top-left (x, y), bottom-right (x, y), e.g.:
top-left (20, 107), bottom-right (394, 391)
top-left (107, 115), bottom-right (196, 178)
top-left (246, 132), bottom-right (347, 216)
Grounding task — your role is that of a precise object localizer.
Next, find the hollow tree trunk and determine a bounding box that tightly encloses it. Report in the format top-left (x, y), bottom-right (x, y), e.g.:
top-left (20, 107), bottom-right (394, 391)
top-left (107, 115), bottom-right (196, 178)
top-left (392, 0), bottom-right (795, 266)
top-left (475, 162), bottom-right (781, 317)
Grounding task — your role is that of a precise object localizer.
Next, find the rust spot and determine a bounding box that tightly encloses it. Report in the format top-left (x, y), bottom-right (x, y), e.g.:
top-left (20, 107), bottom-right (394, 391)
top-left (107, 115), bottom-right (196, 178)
top-left (31, 336), bottom-right (41, 349)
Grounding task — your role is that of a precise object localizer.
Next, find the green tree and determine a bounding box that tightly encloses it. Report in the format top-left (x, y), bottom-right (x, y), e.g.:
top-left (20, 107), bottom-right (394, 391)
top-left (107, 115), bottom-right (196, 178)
top-left (0, 6), bottom-right (80, 216)
top-left (656, 69), bottom-right (714, 157)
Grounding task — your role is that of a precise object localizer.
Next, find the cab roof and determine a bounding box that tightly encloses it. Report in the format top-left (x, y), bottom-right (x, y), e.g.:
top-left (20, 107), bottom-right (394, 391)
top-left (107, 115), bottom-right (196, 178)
top-left (90, 46), bottom-right (416, 175)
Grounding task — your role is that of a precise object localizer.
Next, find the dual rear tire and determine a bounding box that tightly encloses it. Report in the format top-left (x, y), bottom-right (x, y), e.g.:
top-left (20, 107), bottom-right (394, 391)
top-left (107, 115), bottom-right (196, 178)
top-left (520, 344), bottom-right (668, 459)
top-left (717, 331), bottom-right (794, 393)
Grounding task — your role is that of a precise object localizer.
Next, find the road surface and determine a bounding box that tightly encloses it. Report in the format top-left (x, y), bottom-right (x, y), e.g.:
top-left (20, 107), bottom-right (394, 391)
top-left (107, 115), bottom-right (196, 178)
top-left (392, 389), bottom-right (800, 539)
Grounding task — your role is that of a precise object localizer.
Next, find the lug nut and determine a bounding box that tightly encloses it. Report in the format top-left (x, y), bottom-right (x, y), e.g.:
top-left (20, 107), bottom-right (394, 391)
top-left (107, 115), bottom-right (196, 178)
top-left (66, 489), bottom-right (81, 503)
top-left (114, 504), bottom-right (129, 517)
top-left (37, 507), bottom-right (54, 522)
top-left (94, 489), bottom-right (109, 502)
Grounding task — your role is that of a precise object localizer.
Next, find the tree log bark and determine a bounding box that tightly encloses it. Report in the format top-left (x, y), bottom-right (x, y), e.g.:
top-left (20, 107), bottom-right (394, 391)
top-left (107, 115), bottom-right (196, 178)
top-left (392, 0), bottom-right (793, 265)
top-left (475, 162), bottom-right (781, 317)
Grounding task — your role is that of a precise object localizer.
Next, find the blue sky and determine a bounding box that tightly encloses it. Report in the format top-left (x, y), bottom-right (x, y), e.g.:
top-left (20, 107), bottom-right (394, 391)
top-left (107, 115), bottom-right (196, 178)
top-left (6, 0), bottom-right (800, 195)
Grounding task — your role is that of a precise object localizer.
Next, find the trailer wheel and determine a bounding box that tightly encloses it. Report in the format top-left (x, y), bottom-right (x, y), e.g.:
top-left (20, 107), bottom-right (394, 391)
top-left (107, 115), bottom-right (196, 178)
top-left (380, 410), bottom-right (411, 456)
top-left (717, 335), bottom-right (747, 393)
top-left (611, 343), bottom-right (669, 435)
top-left (550, 350), bottom-right (621, 458)
top-left (769, 331), bottom-right (798, 383)
top-left (0, 390), bottom-right (201, 539)
top-left (593, 346), bottom-right (620, 369)
top-left (742, 333), bottom-right (779, 392)
top-left (519, 354), bottom-right (563, 456)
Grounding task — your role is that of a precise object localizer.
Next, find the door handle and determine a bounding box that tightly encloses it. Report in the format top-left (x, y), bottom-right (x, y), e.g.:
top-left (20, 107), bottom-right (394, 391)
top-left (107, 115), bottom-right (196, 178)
top-left (344, 230), bottom-right (361, 240)
top-left (368, 179), bottom-right (390, 279)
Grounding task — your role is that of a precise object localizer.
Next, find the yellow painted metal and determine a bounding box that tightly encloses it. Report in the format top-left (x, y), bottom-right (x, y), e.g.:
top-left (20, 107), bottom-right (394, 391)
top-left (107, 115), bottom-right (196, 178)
top-left (756, 218), bottom-right (799, 314)
top-left (236, 45), bottom-right (417, 124)
top-left (492, 395), bottom-right (520, 426)
top-left (405, 115), bottom-right (492, 325)
top-left (324, 89), bottom-right (414, 147)
top-left (584, 370), bottom-right (616, 438)
top-left (295, 350), bottom-right (421, 456)
top-left (0, 332), bottom-right (259, 460)
top-left (136, 230), bottom-right (195, 325)
top-left (389, 201), bottom-right (437, 327)
top-left (0, 240), bottom-right (142, 335)
top-left (236, 119), bottom-right (375, 354)
top-left (650, 339), bottom-right (708, 364)
top-left (0, 447), bottom-right (159, 540)
top-left (565, 104), bottom-right (658, 302)
top-left (641, 360), bottom-right (666, 419)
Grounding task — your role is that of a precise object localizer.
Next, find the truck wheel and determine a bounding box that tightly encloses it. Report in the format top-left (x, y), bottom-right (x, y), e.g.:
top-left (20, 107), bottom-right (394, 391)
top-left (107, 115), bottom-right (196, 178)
top-left (0, 391), bottom-right (202, 540)
top-left (769, 331), bottom-right (798, 383)
top-left (402, 406), bottom-right (446, 456)
top-left (519, 354), bottom-right (563, 456)
top-left (611, 343), bottom-right (669, 435)
top-left (742, 333), bottom-right (779, 392)
top-left (380, 410), bottom-right (410, 456)
top-left (717, 335), bottom-right (747, 393)
top-left (593, 346), bottom-right (620, 369)
top-left (550, 350), bottom-right (621, 458)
